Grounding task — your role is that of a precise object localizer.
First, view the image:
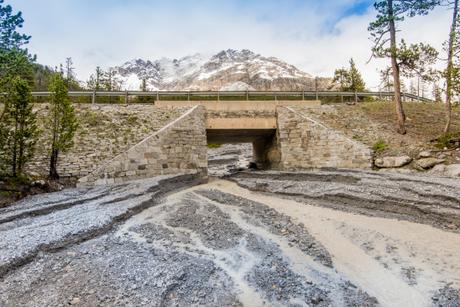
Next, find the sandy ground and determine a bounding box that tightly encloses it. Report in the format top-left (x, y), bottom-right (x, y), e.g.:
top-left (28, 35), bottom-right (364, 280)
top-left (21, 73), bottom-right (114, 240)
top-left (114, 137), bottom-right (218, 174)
top-left (1, 170), bottom-right (460, 306)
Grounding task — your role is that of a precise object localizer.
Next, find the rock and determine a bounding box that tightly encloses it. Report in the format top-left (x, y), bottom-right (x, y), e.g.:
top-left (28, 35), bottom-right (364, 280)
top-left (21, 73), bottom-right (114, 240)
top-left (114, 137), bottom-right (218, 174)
top-left (375, 156), bottom-right (412, 168)
top-left (70, 297), bottom-right (81, 305)
top-left (415, 158), bottom-right (446, 170)
top-left (437, 153), bottom-right (447, 160)
top-left (430, 164), bottom-right (446, 174)
top-left (418, 151), bottom-right (432, 158)
top-left (445, 164), bottom-right (460, 177)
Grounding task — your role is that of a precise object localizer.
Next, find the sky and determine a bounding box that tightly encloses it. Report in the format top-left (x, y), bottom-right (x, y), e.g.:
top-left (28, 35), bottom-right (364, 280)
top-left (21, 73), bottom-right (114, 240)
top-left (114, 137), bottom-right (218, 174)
top-left (7, 0), bottom-right (452, 90)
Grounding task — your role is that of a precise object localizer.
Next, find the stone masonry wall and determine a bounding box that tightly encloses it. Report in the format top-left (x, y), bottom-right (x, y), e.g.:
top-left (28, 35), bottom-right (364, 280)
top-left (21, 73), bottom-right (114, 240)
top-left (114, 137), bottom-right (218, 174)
top-left (78, 106), bottom-right (207, 186)
top-left (26, 104), bottom-right (186, 179)
top-left (277, 106), bottom-right (372, 170)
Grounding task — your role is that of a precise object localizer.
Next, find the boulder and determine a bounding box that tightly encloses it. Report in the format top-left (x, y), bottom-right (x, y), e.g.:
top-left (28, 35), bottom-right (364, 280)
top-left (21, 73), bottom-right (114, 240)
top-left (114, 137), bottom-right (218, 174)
top-left (418, 151), bottom-right (432, 158)
top-left (430, 164), bottom-right (460, 177)
top-left (375, 156), bottom-right (412, 168)
top-left (445, 164), bottom-right (460, 177)
top-left (415, 158), bottom-right (446, 170)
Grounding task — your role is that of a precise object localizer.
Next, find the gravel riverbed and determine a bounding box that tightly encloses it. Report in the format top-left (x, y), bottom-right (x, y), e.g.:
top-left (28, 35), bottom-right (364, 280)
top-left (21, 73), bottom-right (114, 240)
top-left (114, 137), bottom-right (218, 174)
top-left (1, 170), bottom-right (460, 306)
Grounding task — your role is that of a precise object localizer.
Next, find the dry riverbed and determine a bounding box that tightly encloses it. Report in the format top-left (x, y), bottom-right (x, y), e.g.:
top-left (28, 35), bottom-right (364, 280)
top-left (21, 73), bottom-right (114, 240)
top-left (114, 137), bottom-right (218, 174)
top-left (0, 170), bottom-right (459, 306)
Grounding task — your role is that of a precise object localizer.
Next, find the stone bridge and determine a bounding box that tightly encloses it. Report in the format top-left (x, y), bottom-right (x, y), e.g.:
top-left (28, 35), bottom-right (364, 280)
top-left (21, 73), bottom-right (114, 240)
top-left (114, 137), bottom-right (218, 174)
top-left (78, 100), bottom-right (372, 186)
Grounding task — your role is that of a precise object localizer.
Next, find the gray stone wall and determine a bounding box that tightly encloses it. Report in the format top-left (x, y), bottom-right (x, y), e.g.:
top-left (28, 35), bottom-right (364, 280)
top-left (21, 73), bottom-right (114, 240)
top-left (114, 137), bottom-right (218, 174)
top-left (26, 104), bottom-right (186, 179)
top-left (277, 106), bottom-right (372, 170)
top-left (78, 106), bottom-right (208, 186)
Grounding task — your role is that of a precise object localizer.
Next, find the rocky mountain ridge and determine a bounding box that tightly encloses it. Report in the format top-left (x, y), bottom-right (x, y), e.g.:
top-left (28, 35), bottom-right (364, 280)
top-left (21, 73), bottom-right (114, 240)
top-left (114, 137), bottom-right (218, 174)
top-left (112, 49), bottom-right (333, 91)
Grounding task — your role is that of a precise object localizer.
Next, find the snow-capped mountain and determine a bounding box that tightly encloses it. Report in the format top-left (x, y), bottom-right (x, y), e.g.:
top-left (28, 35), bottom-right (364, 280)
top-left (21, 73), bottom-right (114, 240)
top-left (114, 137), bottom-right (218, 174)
top-left (112, 49), bottom-right (332, 91)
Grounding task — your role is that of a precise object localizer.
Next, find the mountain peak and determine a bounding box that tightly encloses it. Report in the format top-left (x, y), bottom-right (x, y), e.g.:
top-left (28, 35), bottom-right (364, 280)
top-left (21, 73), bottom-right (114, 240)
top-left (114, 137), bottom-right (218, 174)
top-left (111, 49), bottom-right (329, 91)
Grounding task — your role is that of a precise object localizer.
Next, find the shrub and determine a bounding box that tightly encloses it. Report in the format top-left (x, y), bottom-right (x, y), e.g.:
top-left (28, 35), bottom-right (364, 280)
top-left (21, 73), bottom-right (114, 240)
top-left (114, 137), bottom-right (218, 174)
top-left (372, 139), bottom-right (389, 153)
top-left (435, 132), bottom-right (460, 149)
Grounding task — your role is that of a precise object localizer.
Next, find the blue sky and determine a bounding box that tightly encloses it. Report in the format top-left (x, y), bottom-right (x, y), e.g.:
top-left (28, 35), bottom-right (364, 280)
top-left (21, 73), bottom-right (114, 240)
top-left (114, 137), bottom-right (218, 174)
top-left (7, 0), bottom-right (449, 88)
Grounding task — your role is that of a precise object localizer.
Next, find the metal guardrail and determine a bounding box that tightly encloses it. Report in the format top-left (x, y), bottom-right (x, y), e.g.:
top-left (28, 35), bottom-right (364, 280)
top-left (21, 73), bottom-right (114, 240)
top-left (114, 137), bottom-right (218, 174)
top-left (0, 90), bottom-right (434, 103)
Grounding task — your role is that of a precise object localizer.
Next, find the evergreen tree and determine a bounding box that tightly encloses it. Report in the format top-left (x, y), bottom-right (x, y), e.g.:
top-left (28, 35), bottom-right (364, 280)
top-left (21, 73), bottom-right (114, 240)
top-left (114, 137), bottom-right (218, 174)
top-left (0, 77), bottom-right (39, 177)
top-left (47, 73), bottom-right (78, 179)
top-left (0, 0), bottom-right (30, 50)
top-left (443, 0), bottom-right (459, 132)
top-left (332, 58), bottom-right (366, 92)
top-left (369, 0), bottom-right (439, 134)
top-left (0, 0), bottom-right (34, 90)
top-left (348, 59), bottom-right (366, 92)
top-left (332, 68), bottom-right (349, 90)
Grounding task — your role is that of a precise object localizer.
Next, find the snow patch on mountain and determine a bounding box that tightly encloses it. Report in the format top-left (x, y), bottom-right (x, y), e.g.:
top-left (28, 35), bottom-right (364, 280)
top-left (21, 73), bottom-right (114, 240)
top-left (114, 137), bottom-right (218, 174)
top-left (220, 81), bottom-right (255, 91)
top-left (111, 49), bottom-right (329, 91)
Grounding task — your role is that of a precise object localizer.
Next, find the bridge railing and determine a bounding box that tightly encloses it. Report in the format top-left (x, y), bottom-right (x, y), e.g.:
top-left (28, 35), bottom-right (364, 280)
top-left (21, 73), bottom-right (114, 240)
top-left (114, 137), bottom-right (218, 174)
top-left (0, 90), bottom-right (434, 104)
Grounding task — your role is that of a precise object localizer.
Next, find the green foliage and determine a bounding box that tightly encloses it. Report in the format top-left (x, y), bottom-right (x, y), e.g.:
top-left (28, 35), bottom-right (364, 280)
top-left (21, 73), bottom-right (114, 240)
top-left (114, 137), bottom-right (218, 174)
top-left (0, 0), bottom-right (34, 91)
top-left (0, 76), bottom-right (40, 177)
top-left (435, 131), bottom-right (460, 149)
top-left (0, 0), bottom-right (31, 50)
top-left (47, 73), bottom-right (78, 178)
top-left (0, 47), bottom-right (33, 90)
top-left (372, 139), bottom-right (389, 153)
top-left (379, 40), bottom-right (438, 81)
top-left (48, 73), bottom-right (78, 152)
top-left (333, 58), bottom-right (366, 92)
top-left (207, 143), bottom-right (222, 149)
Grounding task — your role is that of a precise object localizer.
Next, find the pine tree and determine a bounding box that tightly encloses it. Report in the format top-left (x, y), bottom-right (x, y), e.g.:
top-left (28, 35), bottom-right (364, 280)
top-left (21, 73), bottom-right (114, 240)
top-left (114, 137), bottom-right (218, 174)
top-left (0, 0), bottom-right (34, 90)
top-left (443, 0), bottom-right (459, 132)
top-left (47, 73), bottom-right (78, 179)
top-left (348, 59), bottom-right (366, 92)
top-left (332, 58), bottom-right (366, 92)
top-left (0, 77), bottom-right (39, 177)
top-left (369, 0), bottom-right (439, 134)
top-left (0, 0), bottom-right (30, 50)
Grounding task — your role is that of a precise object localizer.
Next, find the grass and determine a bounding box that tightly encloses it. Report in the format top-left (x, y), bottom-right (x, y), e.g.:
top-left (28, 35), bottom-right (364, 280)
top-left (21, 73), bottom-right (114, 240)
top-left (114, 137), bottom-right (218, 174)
top-left (372, 139), bottom-right (389, 153)
top-left (207, 143), bottom-right (221, 149)
top-left (435, 131), bottom-right (460, 149)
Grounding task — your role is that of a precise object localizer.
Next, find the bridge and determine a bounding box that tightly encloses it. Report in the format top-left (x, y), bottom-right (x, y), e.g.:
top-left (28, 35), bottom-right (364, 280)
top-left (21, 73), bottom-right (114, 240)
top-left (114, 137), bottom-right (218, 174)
top-left (21, 90), bottom-right (434, 103)
top-left (77, 99), bottom-right (373, 186)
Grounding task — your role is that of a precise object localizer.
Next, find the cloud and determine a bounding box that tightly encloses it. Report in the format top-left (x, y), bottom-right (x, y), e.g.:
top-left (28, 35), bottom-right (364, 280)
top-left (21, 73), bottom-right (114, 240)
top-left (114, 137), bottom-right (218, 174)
top-left (8, 0), bottom-right (451, 89)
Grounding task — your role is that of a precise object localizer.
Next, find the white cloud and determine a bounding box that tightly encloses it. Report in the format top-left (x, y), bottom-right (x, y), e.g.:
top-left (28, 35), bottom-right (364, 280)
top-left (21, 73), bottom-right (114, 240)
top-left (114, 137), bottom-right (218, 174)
top-left (9, 0), bottom-right (452, 89)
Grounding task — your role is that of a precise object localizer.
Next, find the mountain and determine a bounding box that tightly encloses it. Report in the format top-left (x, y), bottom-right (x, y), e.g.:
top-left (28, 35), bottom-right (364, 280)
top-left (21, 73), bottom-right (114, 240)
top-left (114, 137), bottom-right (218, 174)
top-left (112, 49), bottom-right (333, 91)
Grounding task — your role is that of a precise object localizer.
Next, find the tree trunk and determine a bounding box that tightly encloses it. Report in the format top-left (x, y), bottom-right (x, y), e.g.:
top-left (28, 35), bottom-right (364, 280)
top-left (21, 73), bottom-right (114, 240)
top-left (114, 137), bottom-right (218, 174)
top-left (445, 0), bottom-right (459, 134)
top-left (49, 147), bottom-right (60, 180)
top-left (388, 0), bottom-right (406, 134)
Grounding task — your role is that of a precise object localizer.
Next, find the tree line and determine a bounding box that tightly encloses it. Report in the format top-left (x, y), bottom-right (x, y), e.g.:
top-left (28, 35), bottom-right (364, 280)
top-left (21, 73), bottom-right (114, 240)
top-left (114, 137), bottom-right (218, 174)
top-left (0, 0), bottom-right (77, 181)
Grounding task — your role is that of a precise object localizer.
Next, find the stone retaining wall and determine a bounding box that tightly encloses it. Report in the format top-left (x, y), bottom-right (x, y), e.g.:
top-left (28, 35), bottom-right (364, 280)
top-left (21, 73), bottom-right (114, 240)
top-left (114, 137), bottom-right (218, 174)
top-left (78, 106), bottom-right (207, 186)
top-left (26, 104), bottom-right (186, 179)
top-left (277, 106), bottom-right (372, 170)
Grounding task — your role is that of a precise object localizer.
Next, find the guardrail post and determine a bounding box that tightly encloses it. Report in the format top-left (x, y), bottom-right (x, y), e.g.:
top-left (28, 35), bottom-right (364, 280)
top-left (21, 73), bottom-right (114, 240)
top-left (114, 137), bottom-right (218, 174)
top-left (124, 91), bottom-right (129, 105)
top-left (92, 90), bottom-right (96, 104)
top-left (156, 91), bottom-right (159, 102)
top-left (217, 91), bottom-right (220, 102)
top-left (354, 91), bottom-right (358, 104)
top-left (315, 77), bottom-right (319, 101)
top-left (302, 91), bottom-right (305, 101)
top-left (274, 92), bottom-right (277, 101)
top-left (246, 90), bottom-right (249, 101)
top-left (341, 94), bottom-right (344, 104)
top-left (187, 91), bottom-right (190, 101)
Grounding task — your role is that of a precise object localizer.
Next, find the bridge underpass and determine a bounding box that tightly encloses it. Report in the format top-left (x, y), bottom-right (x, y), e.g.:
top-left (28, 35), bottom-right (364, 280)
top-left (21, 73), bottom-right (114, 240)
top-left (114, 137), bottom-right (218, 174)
top-left (206, 117), bottom-right (280, 170)
top-left (78, 102), bottom-right (373, 186)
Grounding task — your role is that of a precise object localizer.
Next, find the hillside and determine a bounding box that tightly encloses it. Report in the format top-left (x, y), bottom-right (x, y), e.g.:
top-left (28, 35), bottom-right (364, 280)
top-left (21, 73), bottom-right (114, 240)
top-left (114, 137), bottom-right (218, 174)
top-left (112, 49), bottom-right (333, 91)
top-left (301, 102), bottom-right (460, 163)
